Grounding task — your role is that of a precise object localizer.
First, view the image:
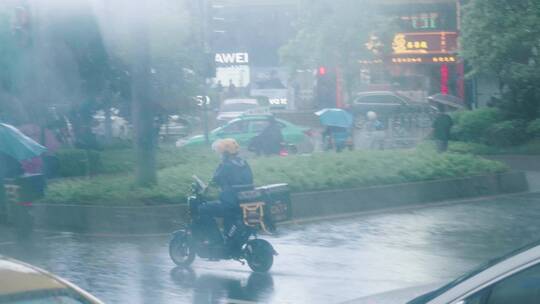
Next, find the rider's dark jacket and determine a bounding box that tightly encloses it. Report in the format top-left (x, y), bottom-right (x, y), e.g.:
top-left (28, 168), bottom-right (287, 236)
top-left (212, 155), bottom-right (254, 207)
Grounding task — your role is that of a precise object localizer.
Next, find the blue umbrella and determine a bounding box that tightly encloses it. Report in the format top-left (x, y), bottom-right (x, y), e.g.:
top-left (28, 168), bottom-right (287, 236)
top-left (0, 123), bottom-right (47, 161)
top-left (314, 108), bottom-right (353, 128)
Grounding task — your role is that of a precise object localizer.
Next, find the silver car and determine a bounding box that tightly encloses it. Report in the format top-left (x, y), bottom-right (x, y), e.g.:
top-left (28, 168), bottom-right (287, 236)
top-left (347, 240), bottom-right (540, 304)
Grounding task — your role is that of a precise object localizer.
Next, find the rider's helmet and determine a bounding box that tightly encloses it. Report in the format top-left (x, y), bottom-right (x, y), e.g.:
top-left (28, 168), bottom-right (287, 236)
top-left (213, 138), bottom-right (240, 156)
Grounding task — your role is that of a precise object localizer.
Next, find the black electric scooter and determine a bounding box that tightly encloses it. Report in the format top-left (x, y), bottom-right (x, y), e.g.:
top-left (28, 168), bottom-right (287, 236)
top-left (169, 176), bottom-right (277, 272)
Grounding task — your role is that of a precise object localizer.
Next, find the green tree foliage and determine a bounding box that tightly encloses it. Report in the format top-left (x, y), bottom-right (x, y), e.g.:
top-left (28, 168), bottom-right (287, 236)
top-left (451, 108), bottom-right (504, 143)
top-left (0, 5), bottom-right (24, 123)
top-left (461, 0), bottom-right (540, 119)
top-left (0, 0), bottom-right (205, 123)
top-left (526, 118), bottom-right (540, 137)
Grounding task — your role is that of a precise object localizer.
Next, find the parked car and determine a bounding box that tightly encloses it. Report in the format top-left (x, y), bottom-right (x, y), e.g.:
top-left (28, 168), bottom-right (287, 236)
top-left (176, 115), bottom-right (313, 152)
top-left (347, 239), bottom-right (540, 304)
top-left (0, 256), bottom-right (103, 303)
top-left (159, 115), bottom-right (193, 142)
top-left (92, 109), bottom-right (130, 140)
top-left (349, 91), bottom-right (436, 129)
top-left (216, 98), bottom-right (260, 124)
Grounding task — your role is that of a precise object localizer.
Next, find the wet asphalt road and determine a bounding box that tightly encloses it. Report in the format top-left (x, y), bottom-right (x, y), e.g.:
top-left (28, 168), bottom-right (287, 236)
top-left (2, 192), bottom-right (540, 304)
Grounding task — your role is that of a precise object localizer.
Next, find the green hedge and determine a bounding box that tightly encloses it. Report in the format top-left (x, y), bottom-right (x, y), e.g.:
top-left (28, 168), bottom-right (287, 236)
top-left (53, 145), bottom-right (193, 177)
top-left (55, 149), bottom-right (102, 177)
top-left (418, 140), bottom-right (540, 155)
top-left (451, 108), bottom-right (503, 143)
top-left (442, 140), bottom-right (540, 155)
top-left (43, 149), bottom-right (508, 205)
top-left (486, 119), bottom-right (529, 147)
top-left (527, 119), bottom-right (540, 138)
top-left (451, 108), bottom-right (536, 147)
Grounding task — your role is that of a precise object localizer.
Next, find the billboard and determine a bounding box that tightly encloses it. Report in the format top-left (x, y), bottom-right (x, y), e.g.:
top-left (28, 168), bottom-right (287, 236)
top-left (392, 32), bottom-right (458, 55)
top-left (215, 52), bottom-right (251, 88)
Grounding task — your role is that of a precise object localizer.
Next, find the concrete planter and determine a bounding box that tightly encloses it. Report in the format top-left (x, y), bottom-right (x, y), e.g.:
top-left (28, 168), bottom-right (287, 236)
top-left (290, 171), bottom-right (527, 219)
top-left (32, 171), bottom-right (528, 233)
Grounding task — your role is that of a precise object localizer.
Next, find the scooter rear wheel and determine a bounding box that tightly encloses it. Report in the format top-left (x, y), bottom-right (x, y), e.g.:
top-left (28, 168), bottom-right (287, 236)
top-left (169, 232), bottom-right (195, 267)
top-left (245, 239), bottom-right (275, 273)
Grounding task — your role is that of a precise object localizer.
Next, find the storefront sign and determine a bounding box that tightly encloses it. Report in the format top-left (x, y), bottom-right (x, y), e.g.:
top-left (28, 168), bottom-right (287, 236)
top-left (215, 52), bottom-right (249, 65)
top-left (392, 57), bottom-right (424, 63)
top-left (400, 13), bottom-right (439, 30)
top-left (215, 52), bottom-right (250, 88)
top-left (392, 32), bottom-right (457, 55)
top-left (390, 55), bottom-right (457, 64)
top-left (432, 56), bottom-right (457, 63)
top-left (250, 88), bottom-right (289, 109)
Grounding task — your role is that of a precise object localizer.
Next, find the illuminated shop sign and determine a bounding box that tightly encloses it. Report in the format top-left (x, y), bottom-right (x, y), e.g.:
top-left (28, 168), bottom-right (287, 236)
top-left (390, 55), bottom-right (457, 64)
top-left (392, 32), bottom-right (457, 55)
top-left (215, 52), bottom-right (250, 88)
top-left (269, 98), bottom-right (288, 106)
top-left (432, 56), bottom-right (457, 63)
top-left (392, 3), bottom-right (457, 32)
top-left (215, 52), bottom-right (249, 65)
top-left (400, 13), bottom-right (439, 30)
top-left (358, 59), bottom-right (383, 65)
top-left (250, 88), bottom-right (289, 109)
top-left (392, 57), bottom-right (424, 63)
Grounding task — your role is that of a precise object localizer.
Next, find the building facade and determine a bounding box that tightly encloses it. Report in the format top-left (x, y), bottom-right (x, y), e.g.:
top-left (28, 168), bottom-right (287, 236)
top-left (205, 0), bottom-right (468, 110)
top-left (359, 0), bottom-right (463, 103)
top-left (208, 0), bottom-right (299, 110)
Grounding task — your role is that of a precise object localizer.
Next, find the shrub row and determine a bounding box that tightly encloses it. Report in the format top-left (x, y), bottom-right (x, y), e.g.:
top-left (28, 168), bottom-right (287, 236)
top-left (451, 108), bottom-right (540, 147)
top-left (43, 149), bottom-right (508, 205)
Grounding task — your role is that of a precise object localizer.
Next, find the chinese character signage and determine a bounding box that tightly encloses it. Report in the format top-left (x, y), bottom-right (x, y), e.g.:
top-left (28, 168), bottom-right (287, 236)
top-left (388, 55), bottom-right (457, 65)
top-left (392, 32), bottom-right (457, 55)
top-left (388, 3), bottom-right (457, 32)
top-left (400, 13), bottom-right (440, 30)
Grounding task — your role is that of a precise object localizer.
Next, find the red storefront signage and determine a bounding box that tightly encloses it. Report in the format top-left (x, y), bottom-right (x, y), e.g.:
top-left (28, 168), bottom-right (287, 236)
top-left (440, 64), bottom-right (449, 95)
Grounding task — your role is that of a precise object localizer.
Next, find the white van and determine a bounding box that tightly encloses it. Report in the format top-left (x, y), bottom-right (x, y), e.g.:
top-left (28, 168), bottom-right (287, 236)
top-left (217, 98), bottom-right (260, 123)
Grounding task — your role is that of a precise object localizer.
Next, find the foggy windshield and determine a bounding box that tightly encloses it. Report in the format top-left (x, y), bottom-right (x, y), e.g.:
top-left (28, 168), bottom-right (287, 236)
top-left (1, 0), bottom-right (539, 304)
top-left (220, 103), bottom-right (258, 112)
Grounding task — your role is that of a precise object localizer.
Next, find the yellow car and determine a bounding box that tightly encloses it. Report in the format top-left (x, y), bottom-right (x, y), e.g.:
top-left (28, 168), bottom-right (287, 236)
top-left (0, 256), bottom-right (103, 304)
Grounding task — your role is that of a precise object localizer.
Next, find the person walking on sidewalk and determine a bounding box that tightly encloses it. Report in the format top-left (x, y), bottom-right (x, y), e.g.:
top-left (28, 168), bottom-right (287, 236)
top-left (432, 104), bottom-right (453, 152)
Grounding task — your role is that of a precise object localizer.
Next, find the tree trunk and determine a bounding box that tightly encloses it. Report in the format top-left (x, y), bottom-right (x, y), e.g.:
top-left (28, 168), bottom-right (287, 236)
top-left (104, 107), bottom-right (112, 145)
top-left (131, 3), bottom-right (157, 187)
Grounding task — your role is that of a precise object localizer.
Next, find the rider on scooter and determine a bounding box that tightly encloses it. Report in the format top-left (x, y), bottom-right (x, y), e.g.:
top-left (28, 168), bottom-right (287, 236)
top-left (200, 138), bottom-right (254, 253)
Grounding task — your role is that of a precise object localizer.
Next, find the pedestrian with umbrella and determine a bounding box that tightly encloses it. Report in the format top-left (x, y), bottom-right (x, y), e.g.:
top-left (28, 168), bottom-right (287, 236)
top-left (315, 108), bottom-right (354, 152)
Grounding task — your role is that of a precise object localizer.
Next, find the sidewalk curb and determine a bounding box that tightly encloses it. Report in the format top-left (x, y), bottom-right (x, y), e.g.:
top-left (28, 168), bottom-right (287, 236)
top-left (280, 190), bottom-right (532, 228)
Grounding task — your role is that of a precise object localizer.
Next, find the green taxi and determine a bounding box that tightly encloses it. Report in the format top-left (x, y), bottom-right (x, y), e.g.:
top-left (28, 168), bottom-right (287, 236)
top-left (176, 115), bottom-right (312, 151)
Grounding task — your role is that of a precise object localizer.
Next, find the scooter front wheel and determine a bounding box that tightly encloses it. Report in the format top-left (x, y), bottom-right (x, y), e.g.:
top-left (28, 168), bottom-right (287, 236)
top-left (244, 239), bottom-right (275, 273)
top-left (169, 231), bottom-right (196, 267)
